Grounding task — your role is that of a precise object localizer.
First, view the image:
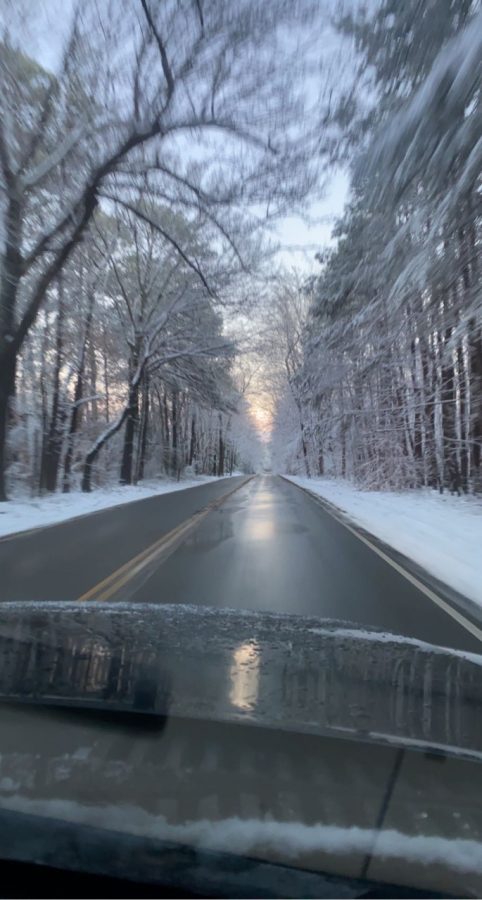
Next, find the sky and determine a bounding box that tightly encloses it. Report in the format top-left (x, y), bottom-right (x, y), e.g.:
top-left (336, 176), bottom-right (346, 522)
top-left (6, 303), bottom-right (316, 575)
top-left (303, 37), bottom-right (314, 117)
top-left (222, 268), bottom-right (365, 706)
top-left (273, 169), bottom-right (349, 272)
top-left (243, 169), bottom-right (350, 444)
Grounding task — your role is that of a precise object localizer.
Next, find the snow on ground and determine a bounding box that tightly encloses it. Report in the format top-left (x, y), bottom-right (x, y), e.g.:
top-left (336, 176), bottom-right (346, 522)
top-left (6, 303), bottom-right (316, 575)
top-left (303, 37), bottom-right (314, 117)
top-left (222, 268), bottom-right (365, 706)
top-left (0, 476), bottom-right (225, 538)
top-left (286, 476), bottom-right (482, 608)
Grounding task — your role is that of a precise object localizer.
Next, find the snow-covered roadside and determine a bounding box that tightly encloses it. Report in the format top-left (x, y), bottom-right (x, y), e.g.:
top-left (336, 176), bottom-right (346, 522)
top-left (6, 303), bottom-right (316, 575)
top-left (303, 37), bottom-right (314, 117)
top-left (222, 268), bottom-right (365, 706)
top-left (0, 476), bottom-right (227, 539)
top-left (285, 476), bottom-right (482, 608)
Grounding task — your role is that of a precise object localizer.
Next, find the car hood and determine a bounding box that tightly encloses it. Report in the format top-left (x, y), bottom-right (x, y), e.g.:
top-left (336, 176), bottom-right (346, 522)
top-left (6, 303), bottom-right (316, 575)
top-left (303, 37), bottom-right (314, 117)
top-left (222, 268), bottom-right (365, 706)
top-left (1, 600), bottom-right (481, 759)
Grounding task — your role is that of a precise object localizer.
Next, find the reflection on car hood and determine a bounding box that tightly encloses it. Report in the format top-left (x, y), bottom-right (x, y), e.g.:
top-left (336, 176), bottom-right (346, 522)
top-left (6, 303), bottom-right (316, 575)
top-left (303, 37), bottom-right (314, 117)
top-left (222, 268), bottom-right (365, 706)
top-left (1, 601), bottom-right (482, 759)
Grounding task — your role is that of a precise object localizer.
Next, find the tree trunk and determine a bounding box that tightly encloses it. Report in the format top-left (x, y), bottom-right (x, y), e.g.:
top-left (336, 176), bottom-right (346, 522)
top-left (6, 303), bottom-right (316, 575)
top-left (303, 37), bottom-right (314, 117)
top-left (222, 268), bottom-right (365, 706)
top-left (155, 387), bottom-right (169, 473)
top-left (470, 331), bottom-right (482, 482)
top-left (119, 381), bottom-right (139, 485)
top-left (171, 389), bottom-right (179, 478)
top-left (189, 413), bottom-right (196, 468)
top-left (421, 333), bottom-right (437, 489)
top-left (457, 342), bottom-right (469, 493)
top-left (40, 407), bottom-right (65, 493)
top-left (217, 413), bottom-right (224, 477)
top-left (318, 446), bottom-right (324, 476)
top-left (1, 188), bottom-right (98, 498)
top-left (119, 341), bottom-right (142, 486)
top-left (82, 406), bottom-right (130, 492)
top-left (441, 327), bottom-right (460, 494)
top-left (62, 373), bottom-right (83, 493)
top-left (0, 195), bottom-right (23, 501)
top-left (410, 325), bottom-right (424, 480)
top-left (299, 416), bottom-right (310, 477)
top-left (40, 277), bottom-right (66, 493)
top-left (63, 291), bottom-right (95, 492)
top-left (0, 353), bottom-right (16, 502)
top-left (459, 210), bottom-right (481, 488)
top-left (89, 338), bottom-right (98, 424)
top-left (102, 323), bottom-right (110, 423)
top-left (136, 377), bottom-right (149, 483)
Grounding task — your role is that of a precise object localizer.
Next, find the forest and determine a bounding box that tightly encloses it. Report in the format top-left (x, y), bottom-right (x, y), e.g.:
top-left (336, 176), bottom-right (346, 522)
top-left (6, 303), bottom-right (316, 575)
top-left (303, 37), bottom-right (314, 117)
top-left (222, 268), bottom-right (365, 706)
top-left (1, 0), bottom-right (481, 501)
top-left (270, 0), bottom-right (482, 494)
top-left (0, 0), bottom-right (318, 500)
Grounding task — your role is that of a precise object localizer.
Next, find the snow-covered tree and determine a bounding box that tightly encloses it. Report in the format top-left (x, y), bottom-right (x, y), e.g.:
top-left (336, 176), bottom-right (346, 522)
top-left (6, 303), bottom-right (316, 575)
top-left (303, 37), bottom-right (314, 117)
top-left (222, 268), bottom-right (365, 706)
top-left (272, 1), bottom-right (481, 493)
top-left (0, 0), bottom-right (321, 499)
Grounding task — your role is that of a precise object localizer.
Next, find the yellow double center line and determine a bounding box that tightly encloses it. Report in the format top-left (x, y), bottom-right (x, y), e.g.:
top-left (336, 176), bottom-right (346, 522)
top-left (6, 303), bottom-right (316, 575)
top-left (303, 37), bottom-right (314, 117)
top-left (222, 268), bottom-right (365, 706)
top-left (78, 477), bottom-right (252, 603)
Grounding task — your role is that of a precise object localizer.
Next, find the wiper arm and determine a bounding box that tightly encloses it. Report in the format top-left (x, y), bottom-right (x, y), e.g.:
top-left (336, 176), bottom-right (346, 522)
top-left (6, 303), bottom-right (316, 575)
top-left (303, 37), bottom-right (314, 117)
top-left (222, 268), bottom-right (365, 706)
top-left (0, 696), bottom-right (169, 732)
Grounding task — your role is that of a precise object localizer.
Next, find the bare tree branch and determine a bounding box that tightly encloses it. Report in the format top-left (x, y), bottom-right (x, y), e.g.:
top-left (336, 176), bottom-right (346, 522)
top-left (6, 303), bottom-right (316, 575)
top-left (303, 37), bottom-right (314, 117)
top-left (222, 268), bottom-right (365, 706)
top-left (99, 192), bottom-right (217, 297)
top-left (139, 0), bottom-right (175, 107)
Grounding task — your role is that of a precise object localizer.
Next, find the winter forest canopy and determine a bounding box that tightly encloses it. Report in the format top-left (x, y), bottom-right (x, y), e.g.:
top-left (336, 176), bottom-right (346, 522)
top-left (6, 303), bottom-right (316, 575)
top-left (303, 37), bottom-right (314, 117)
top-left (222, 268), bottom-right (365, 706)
top-left (0, 0), bottom-right (481, 501)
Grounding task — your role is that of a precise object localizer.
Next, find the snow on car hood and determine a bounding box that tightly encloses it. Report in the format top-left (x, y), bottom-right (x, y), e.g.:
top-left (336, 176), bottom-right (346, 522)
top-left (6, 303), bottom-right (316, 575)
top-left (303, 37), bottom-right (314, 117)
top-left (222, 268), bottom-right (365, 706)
top-left (1, 601), bottom-right (481, 759)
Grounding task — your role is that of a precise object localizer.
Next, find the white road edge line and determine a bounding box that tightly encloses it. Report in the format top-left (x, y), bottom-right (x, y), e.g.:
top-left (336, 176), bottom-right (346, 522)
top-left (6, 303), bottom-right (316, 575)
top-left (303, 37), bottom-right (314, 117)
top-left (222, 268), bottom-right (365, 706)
top-left (285, 477), bottom-right (482, 646)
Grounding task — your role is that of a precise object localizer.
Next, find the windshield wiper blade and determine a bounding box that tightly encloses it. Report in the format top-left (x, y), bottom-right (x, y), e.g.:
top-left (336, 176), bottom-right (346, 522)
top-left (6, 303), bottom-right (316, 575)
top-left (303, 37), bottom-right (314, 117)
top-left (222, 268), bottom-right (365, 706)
top-left (0, 697), bottom-right (169, 732)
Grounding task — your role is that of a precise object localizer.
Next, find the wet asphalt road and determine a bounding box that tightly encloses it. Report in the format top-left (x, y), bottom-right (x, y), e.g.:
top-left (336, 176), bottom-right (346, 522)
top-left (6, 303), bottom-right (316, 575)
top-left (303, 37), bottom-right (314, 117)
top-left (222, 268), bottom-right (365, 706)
top-left (133, 475), bottom-right (482, 653)
top-left (1, 474), bottom-right (480, 653)
top-left (0, 476), bottom-right (248, 603)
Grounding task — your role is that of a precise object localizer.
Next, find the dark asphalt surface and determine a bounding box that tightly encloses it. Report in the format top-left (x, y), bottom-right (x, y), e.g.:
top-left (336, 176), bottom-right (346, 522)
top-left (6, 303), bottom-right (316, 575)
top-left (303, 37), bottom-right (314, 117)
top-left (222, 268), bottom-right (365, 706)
top-left (134, 475), bottom-right (481, 653)
top-left (1, 474), bottom-right (479, 654)
top-left (0, 476), bottom-right (248, 603)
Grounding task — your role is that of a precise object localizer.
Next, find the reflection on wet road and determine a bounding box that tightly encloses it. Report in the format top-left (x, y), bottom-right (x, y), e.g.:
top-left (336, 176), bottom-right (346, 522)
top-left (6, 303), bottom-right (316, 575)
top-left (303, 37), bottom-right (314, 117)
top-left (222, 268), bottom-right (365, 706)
top-left (229, 642), bottom-right (261, 712)
top-left (136, 476), bottom-right (481, 653)
top-left (2, 473), bottom-right (479, 653)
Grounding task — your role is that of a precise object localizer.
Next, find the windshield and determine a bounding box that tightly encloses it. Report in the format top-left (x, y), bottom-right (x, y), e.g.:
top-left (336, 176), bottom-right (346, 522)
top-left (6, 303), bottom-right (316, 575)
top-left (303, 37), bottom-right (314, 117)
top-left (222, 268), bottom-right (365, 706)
top-left (0, 0), bottom-right (481, 897)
